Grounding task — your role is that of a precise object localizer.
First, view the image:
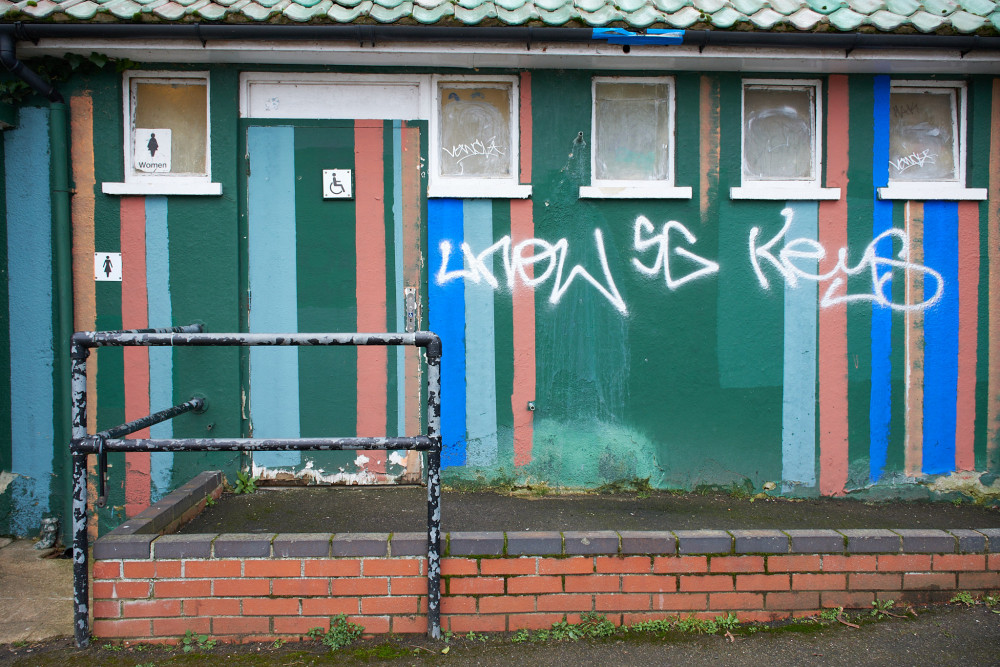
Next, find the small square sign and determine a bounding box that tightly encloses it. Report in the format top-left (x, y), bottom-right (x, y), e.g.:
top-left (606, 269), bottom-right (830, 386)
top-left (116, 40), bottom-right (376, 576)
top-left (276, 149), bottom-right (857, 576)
top-left (322, 169), bottom-right (353, 199)
top-left (95, 253), bottom-right (122, 282)
top-left (134, 128), bottom-right (172, 173)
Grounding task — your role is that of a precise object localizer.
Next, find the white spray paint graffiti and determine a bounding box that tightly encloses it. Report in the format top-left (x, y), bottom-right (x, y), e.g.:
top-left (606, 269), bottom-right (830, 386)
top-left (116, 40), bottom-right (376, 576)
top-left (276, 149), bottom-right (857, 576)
top-left (750, 207), bottom-right (944, 312)
top-left (436, 210), bottom-right (943, 314)
top-left (441, 137), bottom-right (506, 165)
top-left (889, 149), bottom-right (936, 174)
top-left (436, 229), bottom-right (627, 314)
top-left (632, 216), bottom-right (720, 289)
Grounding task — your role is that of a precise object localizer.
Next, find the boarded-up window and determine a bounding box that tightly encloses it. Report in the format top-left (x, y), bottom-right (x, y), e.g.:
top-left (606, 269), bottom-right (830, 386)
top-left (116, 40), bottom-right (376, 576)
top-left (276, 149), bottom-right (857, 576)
top-left (593, 81), bottom-right (672, 182)
top-left (131, 77), bottom-right (208, 177)
top-left (742, 84), bottom-right (815, 181)
top-left (438, 83), bottom-right (511, 178)
top-left (888, 88), bottom-right (958, 182)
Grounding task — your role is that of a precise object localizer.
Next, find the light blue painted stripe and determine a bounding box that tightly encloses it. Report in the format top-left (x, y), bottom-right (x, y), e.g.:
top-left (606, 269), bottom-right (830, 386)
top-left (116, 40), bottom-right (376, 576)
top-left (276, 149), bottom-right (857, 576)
top-left (145, 196), bottom-right (174, 501)
top-left (428, 199), bottom-right (466, 467)
top-left (392, 120), bottom-right (406, 438)
top-left (869, 75), bottom-right (893, 483)
top-left (6, 107), bottom-right (54, 535)
top-left (247, 126), bottom-right (300, 468)
top-left (781, 201), bottom-right (818, 489)
top-left (922, 201), bottom-right (958, 474)
top-left (463, 200), bottom-right (498, 467)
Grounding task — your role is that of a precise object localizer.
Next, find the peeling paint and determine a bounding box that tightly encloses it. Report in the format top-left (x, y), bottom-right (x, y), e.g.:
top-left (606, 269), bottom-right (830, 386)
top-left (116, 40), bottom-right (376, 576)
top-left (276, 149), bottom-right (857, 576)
top-left (251, 461), bottom-right (398, 486)
top-left (926, 470), bottom-right (1000, 499)
top-left (0, 471), bottom-right (21, 495)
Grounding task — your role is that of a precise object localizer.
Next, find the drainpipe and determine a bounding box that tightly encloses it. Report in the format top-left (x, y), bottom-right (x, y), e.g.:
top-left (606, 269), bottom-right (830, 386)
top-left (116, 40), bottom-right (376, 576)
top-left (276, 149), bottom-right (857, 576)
top-left (1, 26), bottom-right (74, 547)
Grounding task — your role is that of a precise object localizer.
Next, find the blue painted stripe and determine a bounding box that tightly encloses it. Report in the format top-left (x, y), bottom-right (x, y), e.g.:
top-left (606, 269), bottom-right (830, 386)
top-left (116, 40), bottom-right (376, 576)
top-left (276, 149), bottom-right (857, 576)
top-left (781, 201), bottom-right (818, 488)
top-left (145, 196), bottom-right (173, 501)
top-left (922, 201), bottom-right (958, 474)
top-left (247, 126), bottom-right (300, 467)
top-left (869, 76), bottom-right (893, 483)
top-left (592, 28), bottom-right (684, 45)
top-left (428, 199), bottom-right (466, 467)
top-left (6, 107), bottom-right (54, 534)
top-left (392, 120), bottom-right (406, 438)
top-left (463, 200), bottom-right (498, 467)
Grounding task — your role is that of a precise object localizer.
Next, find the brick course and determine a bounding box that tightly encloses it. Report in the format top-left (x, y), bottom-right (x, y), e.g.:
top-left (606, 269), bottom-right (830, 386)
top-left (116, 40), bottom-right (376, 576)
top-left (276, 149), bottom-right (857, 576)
top-left (91, 527), bottom-right (999, 643)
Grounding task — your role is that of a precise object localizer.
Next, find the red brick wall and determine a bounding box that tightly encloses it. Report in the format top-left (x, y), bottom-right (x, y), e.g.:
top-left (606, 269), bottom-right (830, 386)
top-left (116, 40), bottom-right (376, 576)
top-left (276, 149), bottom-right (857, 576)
top-left (91, 552), bottom-right (1000, 643)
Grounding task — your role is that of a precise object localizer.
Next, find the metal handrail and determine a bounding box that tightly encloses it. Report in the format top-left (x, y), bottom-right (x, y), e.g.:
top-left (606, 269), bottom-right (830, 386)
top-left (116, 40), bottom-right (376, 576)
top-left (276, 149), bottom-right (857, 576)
top-left (69, 328), bottom-right (443, 646)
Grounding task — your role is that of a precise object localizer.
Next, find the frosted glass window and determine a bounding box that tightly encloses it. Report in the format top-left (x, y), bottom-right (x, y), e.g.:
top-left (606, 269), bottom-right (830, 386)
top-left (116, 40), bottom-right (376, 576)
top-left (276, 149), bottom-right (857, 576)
top-left (594, 82), bottom-right (671, 182)
top-left (438, 84), bottom-right (511, 178)
top-left (888, 89), bottom-right (958, 182)
top-left (743, 86), bottom-right (815, 181)
top-left (131, 79), bottom-right (208, 176)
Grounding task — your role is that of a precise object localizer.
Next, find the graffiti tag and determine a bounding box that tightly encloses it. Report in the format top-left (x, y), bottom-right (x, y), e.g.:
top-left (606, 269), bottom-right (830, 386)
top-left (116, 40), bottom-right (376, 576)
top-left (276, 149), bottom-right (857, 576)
top-left (889, 149), bottom-right (936, 174)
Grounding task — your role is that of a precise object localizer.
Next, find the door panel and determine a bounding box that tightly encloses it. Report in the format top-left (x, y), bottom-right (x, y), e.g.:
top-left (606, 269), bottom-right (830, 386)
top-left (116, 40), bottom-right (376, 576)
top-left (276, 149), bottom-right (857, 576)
top-left (243, 120), bottom-right (427, 484)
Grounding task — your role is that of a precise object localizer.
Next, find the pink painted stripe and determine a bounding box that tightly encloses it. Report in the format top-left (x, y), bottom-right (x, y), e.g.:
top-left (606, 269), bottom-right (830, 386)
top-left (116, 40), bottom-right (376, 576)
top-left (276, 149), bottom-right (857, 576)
top-left (120, 197), bottom-right (151, 517)
top-left (519, 72), bottom-right (532, 184)
top-left (904, 202), bottom-right (924, 477)
top-left (510, 199), bottom-right (535, 467)
top-left (355, 121), bottom-right (388, 475)
top-left (954, 200), bottom-right (979, 471)
top-left (817, 74), bottom-right (849, 496)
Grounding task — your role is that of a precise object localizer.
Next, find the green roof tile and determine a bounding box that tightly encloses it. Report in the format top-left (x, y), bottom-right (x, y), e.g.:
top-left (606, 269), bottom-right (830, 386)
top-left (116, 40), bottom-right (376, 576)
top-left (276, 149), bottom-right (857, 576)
top-left (921, 0), bottom-right (957, 13)
top-left (23, 0), bottom-right (60, 16)
top-left (788, 5), bottom-right (824, 24)
top-left (828, 5), bottom-right (866, 25)
top-left (959, 0), bottom-right (994, 15)
top-left (152, 0), bottom-right (188, 16)
top-left (106, 0), bottom-right (141, 17)
top-left (619, 4), bottom-right (657, 22)
top-left (731, 0), bottom-right (766, 13)
top-left (535, 0), bottom-right (565, 11)
top-left (989, 9), bottom-right (1000, 25)
top-left (580, 3), bottom-right (623, 22)
top-left (494, 0), bottom-right (524, 7)
top-left (455, 0), bottom-right (488, 8)
top-left (805, 0), bottom-right (843, 13)
top-left (495, 2), bottom-right (535, 19)
top-left (328, 0), bottom-right (371, 19)
top-left (65, 0), bottom-right (100, 15)
top-left (663, 4), bottom-right (701, 23)
top-left (949, 6), bottom-right (987, 24)
top-left (909, 6), bottom-right (945, 25)
top-left (575, 0), bottom-right (604, 12)
top-left (536, 3), bottom-right (573, 20)
top-left (884, 0), bottom-right (919, 15)
top-left (614, 0), bottom-right (645, 12)
top-left (749, 6), bottom-right (784, 24)
top-left (709, 6), bottom-right (744, 25)
top-left (846, 0), bottom-right (884, 13)
top-left (197, 2), bottom-right (228, 18)
top-left (769, 0), bottom-right (804, 14)
top-left (284, 0), bottom-right (331, 19)
top-left (239, 0), bottom-right (274, 17)
top-left (651, 0), bottom-right (688, 13)
top-left (868, 7), bottom-right (906, 25)
top-left (370, 0), bottom-right (412, 18)
top-left (694, 0), bottom-right (725, 12)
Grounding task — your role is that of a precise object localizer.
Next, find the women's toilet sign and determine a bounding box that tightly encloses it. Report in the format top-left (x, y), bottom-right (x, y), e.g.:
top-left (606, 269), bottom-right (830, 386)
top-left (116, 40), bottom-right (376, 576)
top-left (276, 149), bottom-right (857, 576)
top-left (134, 128), bottom-right (172, 173)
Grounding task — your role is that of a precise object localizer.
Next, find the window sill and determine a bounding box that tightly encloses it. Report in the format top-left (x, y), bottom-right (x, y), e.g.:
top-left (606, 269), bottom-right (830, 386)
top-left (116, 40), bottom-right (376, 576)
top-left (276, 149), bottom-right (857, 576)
top-left (428, 181), bottom-right (531, 199)
top-left (102, 181), bottom-right (223, 196)
top-left (579, 184), bottom-right (693, 199)
top-left (878, 184), bottom-right (987, 201)
top-left (730, 185), bottom-right (841, 201)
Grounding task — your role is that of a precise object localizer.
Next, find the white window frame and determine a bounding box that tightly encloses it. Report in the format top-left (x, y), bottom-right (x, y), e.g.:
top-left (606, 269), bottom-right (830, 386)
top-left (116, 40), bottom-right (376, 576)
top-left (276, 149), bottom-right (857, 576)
top-left (579, 76), bottom-right (691, 200)
top-left (103, 70), bottom-right (221, 196)
top-left (878, 80), bottom-right (986, 201)
top-left (731, 78), bottom-right (839, 201)
top-left (428, 74), bottom-right (530, 199)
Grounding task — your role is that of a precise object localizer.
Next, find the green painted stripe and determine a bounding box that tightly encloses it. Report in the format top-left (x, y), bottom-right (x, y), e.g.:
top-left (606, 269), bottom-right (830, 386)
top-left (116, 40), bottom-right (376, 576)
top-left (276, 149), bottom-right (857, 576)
top-left (0, 134), bottom-right (11, 532)
top-left (384, 120), bottom-right (399, 439)
top-left (846, 74), bottom-right (875, 477)
top-left (970, 76), bottom-right (992, 472)
top-left (492, 199), bottom-right (514, 467)
top-left (293, 125), bottom-right (358, 476)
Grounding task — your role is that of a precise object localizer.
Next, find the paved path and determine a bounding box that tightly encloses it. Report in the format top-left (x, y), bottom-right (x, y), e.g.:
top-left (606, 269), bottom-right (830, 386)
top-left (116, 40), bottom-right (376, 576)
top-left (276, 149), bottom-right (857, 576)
top-left (0, 539), bottom-right (73, 644)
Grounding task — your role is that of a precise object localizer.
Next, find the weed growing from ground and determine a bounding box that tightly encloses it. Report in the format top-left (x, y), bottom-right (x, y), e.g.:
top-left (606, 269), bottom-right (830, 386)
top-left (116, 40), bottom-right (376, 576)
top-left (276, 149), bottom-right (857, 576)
top-left (870, 599), bottom-right (896, 619)
top-left (307, 614), bottom-right (364, 651)
top-left (950, 591), bottom-right (976, 606)
top-left (233, 470), bottom-right (258, 494)
top-left (180, 629), bottom-right (216, 653)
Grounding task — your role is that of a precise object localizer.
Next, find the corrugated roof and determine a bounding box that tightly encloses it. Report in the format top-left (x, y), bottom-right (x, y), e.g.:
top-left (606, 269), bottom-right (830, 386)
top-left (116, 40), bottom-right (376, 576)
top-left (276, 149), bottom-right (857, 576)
top-left (1, 0), bottom-right (997, 33)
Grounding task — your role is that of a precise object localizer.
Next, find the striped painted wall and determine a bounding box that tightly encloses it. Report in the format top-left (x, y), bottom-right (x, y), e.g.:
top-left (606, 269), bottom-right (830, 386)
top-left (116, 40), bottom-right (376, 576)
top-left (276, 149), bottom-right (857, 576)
top-left (2, 68), bottom-right (999, 538)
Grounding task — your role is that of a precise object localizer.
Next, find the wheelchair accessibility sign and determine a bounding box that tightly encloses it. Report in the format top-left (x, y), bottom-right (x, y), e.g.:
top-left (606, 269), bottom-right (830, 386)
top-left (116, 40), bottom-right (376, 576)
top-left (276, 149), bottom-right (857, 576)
top-left (322, 169), bottom-right (353, 199)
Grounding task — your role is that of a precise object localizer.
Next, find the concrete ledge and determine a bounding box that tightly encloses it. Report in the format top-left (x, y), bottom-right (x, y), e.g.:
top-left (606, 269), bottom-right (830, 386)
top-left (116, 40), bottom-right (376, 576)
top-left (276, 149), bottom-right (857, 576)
top-left (92, 534), bottom-right (155, 560)
top-left (564, 531), bottom-right (619, 555)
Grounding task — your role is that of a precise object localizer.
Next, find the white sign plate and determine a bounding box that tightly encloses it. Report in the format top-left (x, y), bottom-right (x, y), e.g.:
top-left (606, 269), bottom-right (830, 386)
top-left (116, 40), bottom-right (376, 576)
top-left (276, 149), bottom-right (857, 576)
top-left (322, 169), bottom-right (353, 199)
top-left (95, 253), bottom-right (122, 282)
top-left (134, 128), bottom-right (172, 173)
